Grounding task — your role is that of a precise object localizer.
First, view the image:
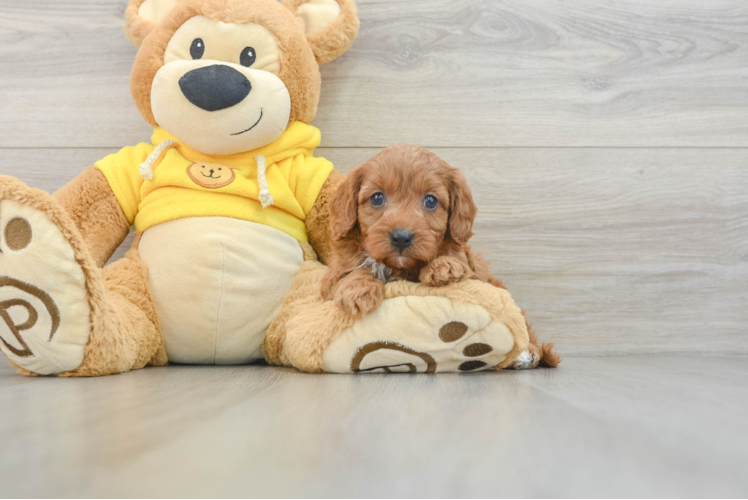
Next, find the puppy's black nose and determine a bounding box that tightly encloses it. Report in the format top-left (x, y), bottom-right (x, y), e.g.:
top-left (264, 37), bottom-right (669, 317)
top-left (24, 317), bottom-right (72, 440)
top-left (390, 229), bottom-right (414, 253)
top-left (179, 65), bottom-right (251, 112)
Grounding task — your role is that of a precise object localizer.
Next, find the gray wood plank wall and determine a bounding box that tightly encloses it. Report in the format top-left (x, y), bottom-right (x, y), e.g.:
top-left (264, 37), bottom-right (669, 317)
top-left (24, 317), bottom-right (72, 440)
top-left (0, 0), bottom-right (746, 356)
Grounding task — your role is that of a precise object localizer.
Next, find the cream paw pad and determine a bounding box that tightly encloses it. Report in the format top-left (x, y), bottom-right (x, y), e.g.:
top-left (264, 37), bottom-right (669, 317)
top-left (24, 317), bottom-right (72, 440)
top-left (323, 294), bottom-right (522, 373)
top-left (0, 178), bottom-right (93, 375)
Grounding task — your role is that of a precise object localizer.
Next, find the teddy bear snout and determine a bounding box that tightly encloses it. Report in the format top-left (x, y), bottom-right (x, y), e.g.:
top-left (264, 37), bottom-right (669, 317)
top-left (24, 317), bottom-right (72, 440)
top-left (179, 64), bottom-right (251, 112)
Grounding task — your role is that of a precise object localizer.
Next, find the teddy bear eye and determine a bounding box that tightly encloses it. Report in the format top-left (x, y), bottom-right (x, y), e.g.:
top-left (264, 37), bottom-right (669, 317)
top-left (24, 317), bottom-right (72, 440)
top-left (370, 192), bottom-right (385, 207)
top-left (240, 47), bottom-right (256, 67)
top-left (423, 194), bottom-right (438, 210)
top-left (190, 38), bottom-right (205, 60)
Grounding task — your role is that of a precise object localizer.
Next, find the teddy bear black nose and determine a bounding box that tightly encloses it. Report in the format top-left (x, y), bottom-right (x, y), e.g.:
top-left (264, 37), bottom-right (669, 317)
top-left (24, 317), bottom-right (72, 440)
top-left (179, 65), bottom-right (251, 112)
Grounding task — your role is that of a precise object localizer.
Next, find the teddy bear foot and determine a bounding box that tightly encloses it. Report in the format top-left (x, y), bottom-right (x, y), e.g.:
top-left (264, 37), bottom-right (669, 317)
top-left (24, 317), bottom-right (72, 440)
top-left (266, 262), bottom-right (530, 374)
top-left (322, 294), bottom-right (519, 373)
top-left (0, 176), bottom-right (92, 375)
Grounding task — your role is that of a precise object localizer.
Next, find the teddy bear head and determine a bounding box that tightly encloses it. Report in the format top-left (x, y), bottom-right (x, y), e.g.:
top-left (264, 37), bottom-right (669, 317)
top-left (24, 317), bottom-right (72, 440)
top-left (124, 0), bottom-right (359, 155)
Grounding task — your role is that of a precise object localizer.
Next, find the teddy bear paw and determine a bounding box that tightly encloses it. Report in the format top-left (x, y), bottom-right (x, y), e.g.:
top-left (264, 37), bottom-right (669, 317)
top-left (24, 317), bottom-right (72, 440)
top-left (321, 292), bottom-right (519, 373)
top-left (0, 179), bottom-right (91, 375)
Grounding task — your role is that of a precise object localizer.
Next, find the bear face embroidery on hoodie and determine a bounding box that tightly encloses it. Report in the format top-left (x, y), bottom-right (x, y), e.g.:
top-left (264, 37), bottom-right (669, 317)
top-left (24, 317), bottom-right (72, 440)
top-left (187, 162), bottom-right (237, 189)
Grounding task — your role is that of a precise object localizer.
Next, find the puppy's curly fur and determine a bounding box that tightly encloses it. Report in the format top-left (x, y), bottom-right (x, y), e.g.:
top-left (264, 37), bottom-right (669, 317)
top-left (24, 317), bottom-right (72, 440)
top-left (321, 144), bottom-right (559, 367)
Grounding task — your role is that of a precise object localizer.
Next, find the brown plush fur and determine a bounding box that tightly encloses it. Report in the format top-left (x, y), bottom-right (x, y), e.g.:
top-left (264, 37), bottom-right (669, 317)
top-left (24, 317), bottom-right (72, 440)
top-left (298, 241), bottom-right (318, 262)
top-left (320, 145), bottom-right (560, 367)
top-left (63, 247), bottom-right (167, 377)
top-left (266, 261), bottom-right (530, 372)
top-left (305, 169), bottom-right (345, 265)
top-left (53, 166), bottom-right (131, 268)
top-left (128, 0), bottom-right (358, 127)
top-left (282, 0), bottom-right (359, 65)
top-left (0, 176), bottom-right (166, 377)
top-left (124, 0), bottom-right (156, 47)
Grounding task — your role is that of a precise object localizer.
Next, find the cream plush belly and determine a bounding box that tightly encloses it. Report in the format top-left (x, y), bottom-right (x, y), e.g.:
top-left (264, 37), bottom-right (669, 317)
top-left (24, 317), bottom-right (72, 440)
top-left (138, 217), bottom-right (303, 364)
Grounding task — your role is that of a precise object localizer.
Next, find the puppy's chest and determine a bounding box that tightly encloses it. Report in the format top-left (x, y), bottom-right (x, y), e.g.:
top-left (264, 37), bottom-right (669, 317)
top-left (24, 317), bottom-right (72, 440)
top-left (358, 256), bottom-right (418, 284)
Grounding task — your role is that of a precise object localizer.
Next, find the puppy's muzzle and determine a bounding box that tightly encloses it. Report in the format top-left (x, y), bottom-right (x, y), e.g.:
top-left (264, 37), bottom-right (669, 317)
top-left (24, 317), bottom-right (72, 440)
top-left (390, 229), bottom-right (414, 253)
top-left (179, 65), bottom-right (251, 112)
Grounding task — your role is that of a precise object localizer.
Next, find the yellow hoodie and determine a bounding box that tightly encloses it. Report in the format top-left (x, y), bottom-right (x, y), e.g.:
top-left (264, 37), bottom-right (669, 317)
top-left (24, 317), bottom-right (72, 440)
top-left (96, 122), bottom-right (333, 242)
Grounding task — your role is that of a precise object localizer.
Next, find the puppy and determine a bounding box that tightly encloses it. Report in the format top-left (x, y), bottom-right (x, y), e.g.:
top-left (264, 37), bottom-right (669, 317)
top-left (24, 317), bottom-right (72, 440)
top-left (321, 144), bottom-right (560, 368)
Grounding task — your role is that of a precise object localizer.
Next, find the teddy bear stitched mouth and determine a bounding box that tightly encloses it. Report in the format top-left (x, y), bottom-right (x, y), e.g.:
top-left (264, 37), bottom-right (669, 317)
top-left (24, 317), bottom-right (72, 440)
top-left (231, 109), bottom-right (264, 136)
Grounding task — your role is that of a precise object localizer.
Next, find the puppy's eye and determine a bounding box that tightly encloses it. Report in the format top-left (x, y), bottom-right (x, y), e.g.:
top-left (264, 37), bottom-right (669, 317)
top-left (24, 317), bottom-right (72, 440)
top-left (423, 194), bottom-right (438, 210)
top-left (240, 47), bottom-right (256, 67)
top-left (190, 38), bottom-right (205, 60)
top-left (370, 192), bottom-right (385, 207)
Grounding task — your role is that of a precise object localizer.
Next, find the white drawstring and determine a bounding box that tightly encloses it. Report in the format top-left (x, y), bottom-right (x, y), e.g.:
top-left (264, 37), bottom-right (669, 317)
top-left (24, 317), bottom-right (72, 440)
top-left (140, 145), bottom-right (274, 210)
top-left (139, 140), bottom-right (177, 180)
top-left (255, 155), bottom-right (274, 209)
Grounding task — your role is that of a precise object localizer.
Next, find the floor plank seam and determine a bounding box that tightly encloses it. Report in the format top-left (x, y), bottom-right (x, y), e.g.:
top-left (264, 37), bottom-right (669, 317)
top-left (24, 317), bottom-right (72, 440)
top-left (2, 146), bottom-right (748, 151)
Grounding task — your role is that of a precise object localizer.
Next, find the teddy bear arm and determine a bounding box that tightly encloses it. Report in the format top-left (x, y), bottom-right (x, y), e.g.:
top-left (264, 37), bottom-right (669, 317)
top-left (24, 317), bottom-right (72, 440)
top-left (305, 168), bottom-right (345, 265)
top-left (53, 166), bottom-right (131, 267)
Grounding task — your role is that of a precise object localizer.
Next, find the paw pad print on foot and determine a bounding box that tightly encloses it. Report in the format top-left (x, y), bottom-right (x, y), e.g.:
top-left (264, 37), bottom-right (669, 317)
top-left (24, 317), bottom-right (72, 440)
top-left (322, 295), bottom-right (519, 373)
top-left (436, 322), bottom-right (495, 371)
top-left (457, 342), bottom-right (495, 372)
top-left (0, 277), bottom-right (60, 358)
top-left (458, 360), bottom-right (488, 371)
top-left (4, 217), bottom-right (32, 250)
top-left (438, 321), bottom-right (468, 342)
top-left (350, 341), bottom-right (437, 373)
top-left (348, 320), bottom-right (508, 373)
top-left (0, 198), bottom-right (91, 375)
top-left (463, 343), bottom-right (493, 357)
top-left (438, 322), bottom-right (500, 372)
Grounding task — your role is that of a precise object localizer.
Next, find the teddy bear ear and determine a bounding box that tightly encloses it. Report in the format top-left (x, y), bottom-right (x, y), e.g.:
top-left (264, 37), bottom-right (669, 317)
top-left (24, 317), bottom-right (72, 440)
top-left (124, 0), bottom-right (182, 47)
top-left (283, 0), bottom-right (360, 65)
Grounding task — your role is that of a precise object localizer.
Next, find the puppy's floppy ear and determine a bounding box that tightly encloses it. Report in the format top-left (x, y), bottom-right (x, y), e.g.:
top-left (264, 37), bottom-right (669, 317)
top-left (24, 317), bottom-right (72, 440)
top-left (447, 167), bottom-right (477, 246)
top-left (283, 0), bottom-right (360, 65)
top-left (124, 0), bottom-right (181, 47)
top-left (330, 165), bottom-right (364, 240)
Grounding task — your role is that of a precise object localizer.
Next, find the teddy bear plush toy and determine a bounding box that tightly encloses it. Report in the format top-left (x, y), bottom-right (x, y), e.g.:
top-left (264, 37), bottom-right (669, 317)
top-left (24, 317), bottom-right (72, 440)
top-left (0, 0), bottom-right (531, 377)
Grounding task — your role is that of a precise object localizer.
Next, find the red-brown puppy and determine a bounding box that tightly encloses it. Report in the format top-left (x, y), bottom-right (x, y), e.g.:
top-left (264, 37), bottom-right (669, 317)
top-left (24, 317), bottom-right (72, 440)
top-left (320, 144), bottom-right (559, 368)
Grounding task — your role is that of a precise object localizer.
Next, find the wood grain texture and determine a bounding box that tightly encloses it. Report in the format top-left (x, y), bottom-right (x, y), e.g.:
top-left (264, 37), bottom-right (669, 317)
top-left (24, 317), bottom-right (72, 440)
top-left (2, 147), bottom-right (746, 356)
top-left (1, 2), bottom-right (747, 496)
top-left (1, 0), bottom-right (747, 147)
top-left (1, 355), bottom-right (747, 497)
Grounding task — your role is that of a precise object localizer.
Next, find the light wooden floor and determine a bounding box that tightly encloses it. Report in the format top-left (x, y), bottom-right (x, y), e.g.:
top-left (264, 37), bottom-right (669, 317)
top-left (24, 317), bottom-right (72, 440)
top-left (1, 0), bottom-right (747, 497)
top-left (1, 356), bottom-right (747, 498)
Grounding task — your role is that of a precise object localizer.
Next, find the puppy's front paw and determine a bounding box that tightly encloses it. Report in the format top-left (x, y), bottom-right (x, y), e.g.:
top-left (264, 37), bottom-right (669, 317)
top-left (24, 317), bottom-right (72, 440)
top-left (334, 274), bottom-right (385, 319)
top-left (420, 257), bottom-right (471, 287)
